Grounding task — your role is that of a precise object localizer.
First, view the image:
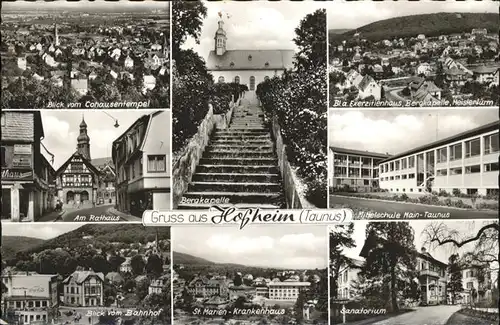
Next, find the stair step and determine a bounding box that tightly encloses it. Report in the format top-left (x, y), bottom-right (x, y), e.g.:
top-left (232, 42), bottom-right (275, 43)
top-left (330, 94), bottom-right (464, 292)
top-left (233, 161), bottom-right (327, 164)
top-left (192, 173), bottom-right (280, 183)
top-left (215, 131), bottom-right (269, 135)
top-left (199, 157), bottom-right (277, 166)
top-left (189, 181), bottom-right (281, 193)
top-left (196, 165), bottom-right (279, 174)
top-left (210, 140), bottom-right (273, 145)
top-left (204, 152), bottom-right (275, 159)
top-left (207, 144), bottom-right (273, 150)
top-left (177, 203), bottom-right (281, 210)
top-left (181, 191), bottom-right (284, 205)
top-left (212, 135), bottom-right (271, 139)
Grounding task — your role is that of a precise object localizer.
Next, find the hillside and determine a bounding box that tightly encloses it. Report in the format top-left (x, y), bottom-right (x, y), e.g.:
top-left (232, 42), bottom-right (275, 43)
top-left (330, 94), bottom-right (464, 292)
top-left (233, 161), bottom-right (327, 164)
top-left (330, 12), bottom-right (499, 42)
top-left (12, 224), bottom-right (170, 256)
top-left (1, 236), bottom-right (45, 260)
top-left (173, 251), bottom-right (216, 265)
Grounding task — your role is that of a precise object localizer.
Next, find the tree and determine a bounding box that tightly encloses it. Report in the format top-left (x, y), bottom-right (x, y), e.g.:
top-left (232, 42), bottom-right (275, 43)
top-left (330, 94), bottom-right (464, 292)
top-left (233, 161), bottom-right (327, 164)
top-left (131, 255), bottom-right (145, 275)
top-left (172, 0), bottom-right (207, 58)
top-left (234, 273), bottom-right (243, 286)
top-left (294, 291), bottom-right (307, 322)
top-left (448, 253), bottom-right (463, 304)
top-left (145, 254), bottom-right (163, 276)
top-left (360, 222), bottom-right (417, 312)
top-left (293, 8), bottom-right (326, 72)
top-left (402, 86), bottom-right (411, 97)
top-left (330, 224), bottom-right (355, 300)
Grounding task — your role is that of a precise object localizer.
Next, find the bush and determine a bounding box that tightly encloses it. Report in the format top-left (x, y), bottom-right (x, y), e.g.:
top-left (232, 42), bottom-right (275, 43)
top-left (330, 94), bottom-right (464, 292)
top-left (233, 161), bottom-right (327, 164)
top-left (443, 198), bottom-right (453, 206)
top-left (452, 188), bottom-right (461, 196)
top-left (476, 202), bottom-right (499, 210)
top-left (400, 193), bottom-right (409, 201)
top-left (210, 82), bottom-right (232, 114)
top-left (438, 189), bottom-right (449, 197)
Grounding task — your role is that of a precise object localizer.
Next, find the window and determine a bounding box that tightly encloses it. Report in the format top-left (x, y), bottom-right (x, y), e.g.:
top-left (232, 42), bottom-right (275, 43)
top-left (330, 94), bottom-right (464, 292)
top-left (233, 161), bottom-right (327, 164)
top-left (465, 165), bottom-right (480, 174)
top-left (437, 147), bottom-right (447, 163)
top-left (1, 113), bottom-right (5, 126)
top-left (467, 188), bottom-right (478, 196)
top-left (147, 155), bottom-right (166, 172)
top-left (395, 160), bottom-right (400, 171)
top-left (465, 138), bottom-right (480, 158)
top-left (450, 143), bottom-right (462, 160)
top-left (409, 173), bottom-right (415, 179)
top-left (390, 176), bottom-right (394, 180)
top-left (218, 76), bottom-right (225, 83)
top-left (390, 162), bottom-right (394, 171)
top-left (364, 180), bottom-right (369, 185)
top-left (265, 62), bottom-right (269, 67)
top-left (401, 158), bottom-right (407, 169)
top-left (450, 167), bottom-right (462, 175)
top-left (234, 76), bottom-right (240, 84)
top-left (484, 162), bottom-right (499, 172)
top-left (249, 76), bottom-right (255, 90)
top-left (395, 175), bottom-right (401, 180)
top-left (402, 174), bottom-right (407, 179)
top-left (229, 62), bottom-right (234, 67)
top-left (139, 157), bottom-right (143, 176)
top-left (484, 133), bottom-right (499, 155)
top-left (248, 55), bottom-right (253, 61)
top-left (408, 156), bottom-right (415, 168)
top-left (436, 169), bottom-right (447, 176)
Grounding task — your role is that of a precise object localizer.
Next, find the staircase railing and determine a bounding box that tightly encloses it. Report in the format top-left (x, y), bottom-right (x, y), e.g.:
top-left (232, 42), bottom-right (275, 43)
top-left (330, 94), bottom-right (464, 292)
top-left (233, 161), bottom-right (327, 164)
top-left (172, 98), bottom-right (239, 208)
top-left (270, 116), bottom-right (316, 209)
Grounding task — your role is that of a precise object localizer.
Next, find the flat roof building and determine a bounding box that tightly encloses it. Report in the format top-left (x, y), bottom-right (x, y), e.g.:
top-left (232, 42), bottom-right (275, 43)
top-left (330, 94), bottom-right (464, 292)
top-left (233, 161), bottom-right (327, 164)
top-left (378, 121), bottom-right (499, 195)
top-left (329, 147), bottom-right (391, 192)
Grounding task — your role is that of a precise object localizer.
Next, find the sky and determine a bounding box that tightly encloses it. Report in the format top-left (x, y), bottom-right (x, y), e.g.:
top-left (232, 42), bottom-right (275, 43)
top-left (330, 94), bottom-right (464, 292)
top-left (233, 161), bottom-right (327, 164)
top-left (327, 0), bottom-right (498, 30)
top-left (174, 225), bottom-right (328, 270)
top-left (329, 108), bottom-right (499, 154)
top-left (330, 220), bottom-right (497, 266)
top-left (183, 0), bottom-right (325, 61)
top-left (2, 0), bottom-right (169, 11)
top-left (40, 110), bottom-right (161, 170)
top-left (2, 223), bottom-right (82, 240)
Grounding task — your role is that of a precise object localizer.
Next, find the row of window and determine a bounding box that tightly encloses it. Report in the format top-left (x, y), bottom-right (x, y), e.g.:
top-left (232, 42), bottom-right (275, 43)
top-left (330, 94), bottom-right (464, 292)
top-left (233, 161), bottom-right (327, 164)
top-left (381, 173), bottom-right (416, 181)
top-left (128, 155), bottom-right (167, 180)
top-left (436, 163), bottom-right (498, 176)
top-left (380, 133), bottom-right (499, 173)
top-left (217, 76), bottom-right (272, 90)
top-left (7, 300), bottom-right (49, 309)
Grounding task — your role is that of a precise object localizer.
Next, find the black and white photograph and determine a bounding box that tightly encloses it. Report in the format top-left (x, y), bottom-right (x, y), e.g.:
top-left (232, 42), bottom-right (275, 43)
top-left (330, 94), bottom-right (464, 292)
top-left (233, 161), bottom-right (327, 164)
top-left (1, 223), bottom-right (172, 325)
top-left (1, 0), bottom-right (170, 109)
top-left (1, 110), bottom-right (171, 223)
top-left (327, 1), bottom-right (499, 107)
top-left (172, 0), bottom-right (327, 209)
top-left (329, 220), bottom-right (499, 325)
top-left (172, 226), bottom-right (328, 325)
top-left (328, 108), bottom-right (499, 219)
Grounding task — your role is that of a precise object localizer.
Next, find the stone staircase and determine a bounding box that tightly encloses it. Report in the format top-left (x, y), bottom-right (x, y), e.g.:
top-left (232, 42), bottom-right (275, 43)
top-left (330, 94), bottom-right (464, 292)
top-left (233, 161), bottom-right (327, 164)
top-left (178, 101), bottom-right (285, 209)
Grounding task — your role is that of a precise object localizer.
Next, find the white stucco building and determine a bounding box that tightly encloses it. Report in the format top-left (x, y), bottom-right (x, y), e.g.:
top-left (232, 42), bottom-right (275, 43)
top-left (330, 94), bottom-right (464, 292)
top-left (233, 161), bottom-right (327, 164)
top-left (378, 121), bottom-right (499, 195)
top-left (206, 20), bottom-right (295, 101)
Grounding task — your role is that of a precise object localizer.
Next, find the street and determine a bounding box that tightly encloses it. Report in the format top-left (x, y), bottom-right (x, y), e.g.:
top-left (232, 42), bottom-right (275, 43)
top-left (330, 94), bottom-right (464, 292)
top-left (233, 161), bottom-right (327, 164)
top-left (367, 305), bottom-right (461, 325)
top-left (330, 195), bottom-right (499, 219)
top-left (60, 204), bottom-right (131, 222)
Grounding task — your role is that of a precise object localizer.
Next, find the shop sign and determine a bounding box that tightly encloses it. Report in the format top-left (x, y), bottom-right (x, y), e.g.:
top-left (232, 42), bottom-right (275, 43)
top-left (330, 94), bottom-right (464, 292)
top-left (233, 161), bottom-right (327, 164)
top-left (14, 144), bottom-right (32, 155)
top-left (1, 169), bottom-right (33, 180)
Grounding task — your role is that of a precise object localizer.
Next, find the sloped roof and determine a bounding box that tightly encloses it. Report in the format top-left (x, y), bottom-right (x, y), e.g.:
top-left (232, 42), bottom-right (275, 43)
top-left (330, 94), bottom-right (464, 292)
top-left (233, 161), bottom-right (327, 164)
top-left (91, 157), bottom-right (114, 169)
top-left (472, 65), bottom-right (499, 74)
top-left (1, 111), bottom-right (42, 142)
top-left (63, 270), bottom-right (104, 284)
top-left (358, 75), bottom-right (376, 92)
top-left (330, 146), bottom-right (391, 159)
top-left (207, 49), bottom-right (295, 71)
top-left (55, 151), bottom-right (102, 177)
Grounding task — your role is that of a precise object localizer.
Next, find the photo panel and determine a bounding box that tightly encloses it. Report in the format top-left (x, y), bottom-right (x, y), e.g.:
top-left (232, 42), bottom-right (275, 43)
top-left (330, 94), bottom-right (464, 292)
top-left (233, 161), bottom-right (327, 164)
top-left (172, 0), bottom-right (328, 210)
top-left (327, 0), bottom-right (499, 108)
top-left (1, 0), bottom-right (170, 109)
top-left (328, 107), bottom-right (499, 219)
top-left (172, 225), bottom-right (329, 325)
top-left (1, 109), bottom-right (170, 223)
top-left (329, 107), bottom-right (500, 220)
top-left (329, 220), bottom-right (499, 325)
top-left (1, 223), bottom-right (172, 324)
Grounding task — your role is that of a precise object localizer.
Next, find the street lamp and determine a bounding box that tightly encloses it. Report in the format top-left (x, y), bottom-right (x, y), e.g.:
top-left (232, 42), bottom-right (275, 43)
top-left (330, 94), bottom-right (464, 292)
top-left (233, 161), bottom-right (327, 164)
top-left (102, 111), bottom-right (120, 128)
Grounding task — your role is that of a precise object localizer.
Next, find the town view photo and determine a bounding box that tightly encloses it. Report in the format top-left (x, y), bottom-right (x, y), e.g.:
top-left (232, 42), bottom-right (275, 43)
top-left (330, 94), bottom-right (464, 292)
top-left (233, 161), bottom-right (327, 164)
top-left (327, 1), bottom-right (499, 107)
top-left (328, 108), bottom-right (499, 219)
top-left (1, 110), bottom-right (171, 222)
top-left (1, 223), bottom-right (172, 325)
top-left (330, 220), bottom-right (499, 325)
top-left (172, 0), bottom-right (327, 210)
top-left (1, 0), bottom-right (170, 109)
top-left (172, 225), bottom-right (329, 325)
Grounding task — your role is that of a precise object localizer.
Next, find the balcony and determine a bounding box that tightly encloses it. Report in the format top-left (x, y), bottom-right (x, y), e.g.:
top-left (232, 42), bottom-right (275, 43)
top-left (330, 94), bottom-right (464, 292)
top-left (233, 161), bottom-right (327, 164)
top-left (419, 269), bottom-right (440, 278)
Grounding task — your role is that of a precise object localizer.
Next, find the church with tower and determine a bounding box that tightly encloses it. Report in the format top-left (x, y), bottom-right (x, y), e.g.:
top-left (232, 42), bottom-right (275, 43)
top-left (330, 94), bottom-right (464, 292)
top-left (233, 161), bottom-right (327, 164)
top-left (54, 116), bottom-right (102, 208)
top-left (206, 19), bottom-right (295, 100)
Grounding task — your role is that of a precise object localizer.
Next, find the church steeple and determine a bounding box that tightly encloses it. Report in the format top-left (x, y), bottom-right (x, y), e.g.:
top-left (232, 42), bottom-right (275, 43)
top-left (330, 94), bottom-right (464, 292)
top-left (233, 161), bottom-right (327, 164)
top-left (54, 23), bottom-right (59, 46)
top-left (76, 114), bottom-right (91, 160)
top-left (214, 20), bottom-right (227, 56)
